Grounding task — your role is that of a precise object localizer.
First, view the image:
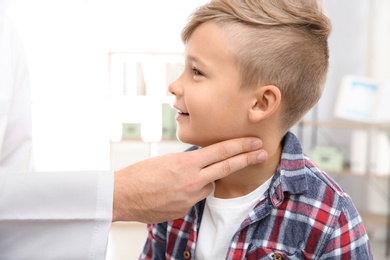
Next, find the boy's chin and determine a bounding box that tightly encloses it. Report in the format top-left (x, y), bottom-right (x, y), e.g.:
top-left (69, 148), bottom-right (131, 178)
top-left (178, 136), bottom-right (227, 148)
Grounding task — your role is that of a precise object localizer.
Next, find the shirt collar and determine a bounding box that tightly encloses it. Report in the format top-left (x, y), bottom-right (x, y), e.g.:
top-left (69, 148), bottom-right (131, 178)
top-left (269, 132), bottom-right (309, 207)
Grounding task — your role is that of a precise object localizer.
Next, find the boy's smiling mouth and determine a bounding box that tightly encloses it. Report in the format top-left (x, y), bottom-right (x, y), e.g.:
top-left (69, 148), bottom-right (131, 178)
top-left (173, 105), bottom-right (190, 116)
top-left (175, 108), bottom-right (190, 121)
top-left (179, 110), bottom-right (189, 116)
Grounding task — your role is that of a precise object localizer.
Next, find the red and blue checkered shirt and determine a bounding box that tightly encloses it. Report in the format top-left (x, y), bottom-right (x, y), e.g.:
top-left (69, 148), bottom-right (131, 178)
top-left (140, 132), bottom-right (373, 259)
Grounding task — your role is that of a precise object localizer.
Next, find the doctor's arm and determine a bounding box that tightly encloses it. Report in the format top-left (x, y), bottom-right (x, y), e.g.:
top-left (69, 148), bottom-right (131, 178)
top-left (0, 12), bottom-right (32, 171)
top-left (0, 138), bottom-right (266, 260)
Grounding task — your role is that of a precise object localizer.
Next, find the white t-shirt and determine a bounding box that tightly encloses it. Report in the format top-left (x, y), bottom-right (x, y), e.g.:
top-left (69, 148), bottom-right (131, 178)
top-left (195, 176), bottom-right (273, 260)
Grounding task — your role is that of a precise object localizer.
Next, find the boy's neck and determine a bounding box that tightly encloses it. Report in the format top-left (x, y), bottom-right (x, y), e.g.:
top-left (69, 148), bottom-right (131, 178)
top-left (213, 136), bottom-right (282, 199)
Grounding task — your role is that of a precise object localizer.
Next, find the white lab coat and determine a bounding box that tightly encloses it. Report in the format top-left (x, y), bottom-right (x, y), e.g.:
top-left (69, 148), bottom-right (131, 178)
top-left (0, 11), bottom-right (113, 259)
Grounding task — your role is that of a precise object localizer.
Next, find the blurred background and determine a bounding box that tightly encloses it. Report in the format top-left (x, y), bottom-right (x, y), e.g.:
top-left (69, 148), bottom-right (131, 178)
top-left (1, 0), bottom-right (389, 258)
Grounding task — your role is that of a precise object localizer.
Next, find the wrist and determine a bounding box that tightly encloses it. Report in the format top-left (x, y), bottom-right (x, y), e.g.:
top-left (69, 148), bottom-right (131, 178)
top-left (112, 170), bottom-right (132, 222)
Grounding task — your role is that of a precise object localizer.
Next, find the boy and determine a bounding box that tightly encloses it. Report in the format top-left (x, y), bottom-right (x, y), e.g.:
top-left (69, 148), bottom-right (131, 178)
top-left (140, 0), bottom-right (372, 259)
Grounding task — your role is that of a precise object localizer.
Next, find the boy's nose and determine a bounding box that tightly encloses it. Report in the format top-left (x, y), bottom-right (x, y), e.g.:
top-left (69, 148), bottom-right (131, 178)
top-left (168, 77), bottom-right (183, 96)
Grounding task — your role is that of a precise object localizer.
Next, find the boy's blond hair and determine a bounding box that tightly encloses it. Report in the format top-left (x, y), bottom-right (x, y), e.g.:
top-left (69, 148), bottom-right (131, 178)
top-left (181, 0), bottom-right (331, 133)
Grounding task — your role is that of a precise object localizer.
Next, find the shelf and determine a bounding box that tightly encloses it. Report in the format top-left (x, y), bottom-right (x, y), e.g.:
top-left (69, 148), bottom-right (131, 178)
top-left (300, 120), bottom-right (390, 131)
top-left (328, 169), bottom-right (390, 179)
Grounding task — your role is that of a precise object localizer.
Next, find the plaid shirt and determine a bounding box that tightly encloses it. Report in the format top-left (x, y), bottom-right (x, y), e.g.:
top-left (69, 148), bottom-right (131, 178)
top-left (140, 132), bottom-right (373, 260)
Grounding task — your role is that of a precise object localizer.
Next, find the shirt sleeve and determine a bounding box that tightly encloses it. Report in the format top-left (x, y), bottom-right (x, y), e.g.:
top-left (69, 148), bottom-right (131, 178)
top-left (0, 171), bottom-right (114, 260)
top-left (321, 195), bottom-right (373, 259)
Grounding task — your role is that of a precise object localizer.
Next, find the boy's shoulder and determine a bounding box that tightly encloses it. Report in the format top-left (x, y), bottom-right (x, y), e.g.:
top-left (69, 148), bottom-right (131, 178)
top-left (278, 132), bottom-right (351, 205)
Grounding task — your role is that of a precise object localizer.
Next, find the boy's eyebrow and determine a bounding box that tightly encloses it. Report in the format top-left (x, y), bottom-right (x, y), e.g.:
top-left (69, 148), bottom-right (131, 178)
top-left (186, 54), bottom-right (208, 68)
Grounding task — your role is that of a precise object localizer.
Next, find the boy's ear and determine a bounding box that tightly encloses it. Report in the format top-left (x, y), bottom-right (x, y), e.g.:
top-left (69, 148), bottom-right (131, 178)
top-left (248, 85), bottom-right (281, 123)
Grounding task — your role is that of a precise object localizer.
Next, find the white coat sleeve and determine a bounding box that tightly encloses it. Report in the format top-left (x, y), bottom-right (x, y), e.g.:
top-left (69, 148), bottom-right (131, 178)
top-left (0, 171), bottom-right (114, 260)
top-left (0, 12), bottom-right (114, 260)
top-left (0, 10), bottom-right (32, 171)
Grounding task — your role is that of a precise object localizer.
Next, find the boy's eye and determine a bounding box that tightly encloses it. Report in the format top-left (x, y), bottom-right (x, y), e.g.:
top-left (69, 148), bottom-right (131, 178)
top-left (192, 67), bottom-right (203, 76)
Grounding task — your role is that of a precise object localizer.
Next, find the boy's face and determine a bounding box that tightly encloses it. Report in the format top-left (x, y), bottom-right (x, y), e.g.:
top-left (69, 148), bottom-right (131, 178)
top-left (169, 22), bottom-right (254, 147)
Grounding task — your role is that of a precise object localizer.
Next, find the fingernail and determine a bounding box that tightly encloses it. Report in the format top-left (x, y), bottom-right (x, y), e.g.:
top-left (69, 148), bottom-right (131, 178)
top-left (257, 152), bottom-right (267, 162)
top-left (252, 139), bottom-right (262, 149)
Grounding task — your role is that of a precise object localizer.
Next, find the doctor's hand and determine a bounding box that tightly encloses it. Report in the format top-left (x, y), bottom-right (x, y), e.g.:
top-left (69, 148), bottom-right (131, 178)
top-left (112, 137), bottom-right (268, 223)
